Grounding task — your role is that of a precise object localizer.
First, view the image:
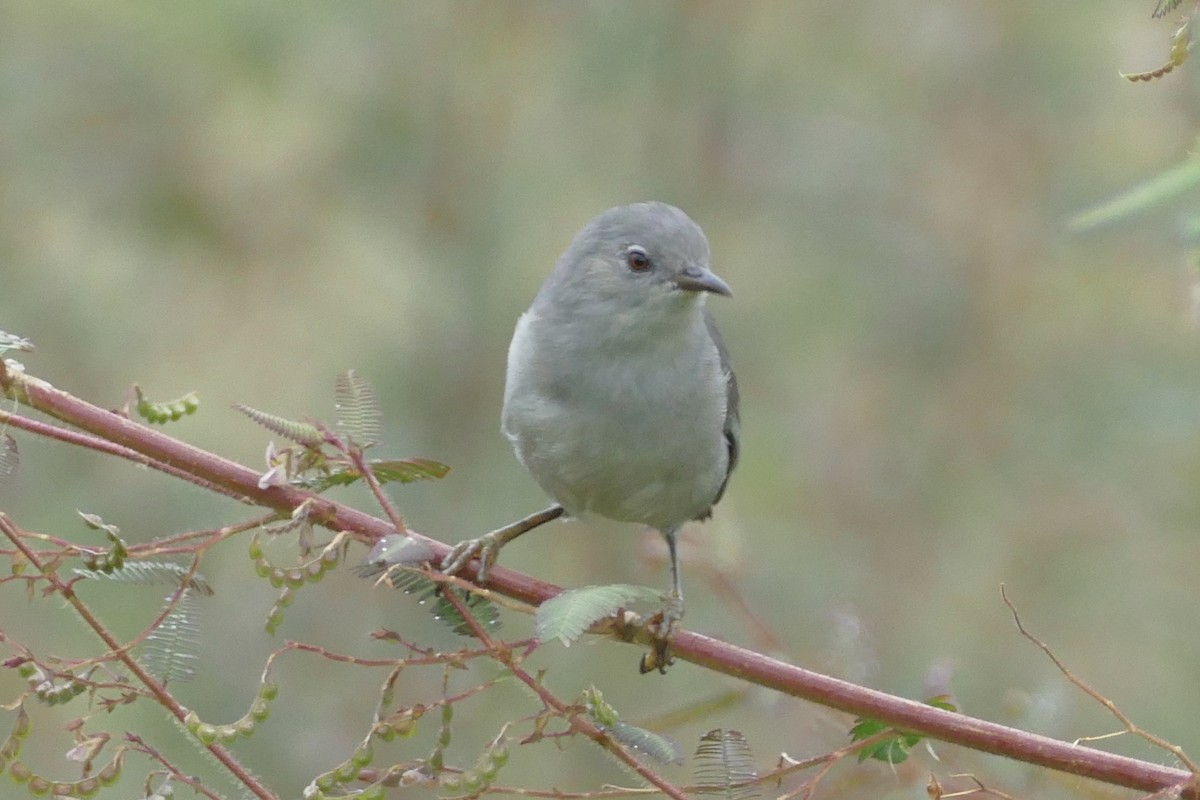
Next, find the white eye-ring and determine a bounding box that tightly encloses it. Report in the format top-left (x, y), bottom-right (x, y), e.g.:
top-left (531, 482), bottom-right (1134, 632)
top-left (625, 246), bottom-right (651, 272)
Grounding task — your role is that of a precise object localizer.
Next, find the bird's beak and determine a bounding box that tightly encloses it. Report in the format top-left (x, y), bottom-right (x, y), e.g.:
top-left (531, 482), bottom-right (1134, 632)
top-left (672, 265), bottom-right (733, 297)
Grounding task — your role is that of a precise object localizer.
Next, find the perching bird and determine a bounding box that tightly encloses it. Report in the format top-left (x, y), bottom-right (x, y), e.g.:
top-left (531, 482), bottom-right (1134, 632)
top-left (442, 201), bottom-right (739, 671)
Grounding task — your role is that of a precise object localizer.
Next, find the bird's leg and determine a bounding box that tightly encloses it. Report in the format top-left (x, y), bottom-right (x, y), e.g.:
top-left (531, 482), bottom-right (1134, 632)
top-left (440, 505), bottom-right (564, 584)
top-left (640, 526), bottom-right (684, 674)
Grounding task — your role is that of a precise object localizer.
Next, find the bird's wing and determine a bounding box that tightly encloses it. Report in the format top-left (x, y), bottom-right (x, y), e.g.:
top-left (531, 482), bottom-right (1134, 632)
top-left (703, 305), bottom-right (739, 509)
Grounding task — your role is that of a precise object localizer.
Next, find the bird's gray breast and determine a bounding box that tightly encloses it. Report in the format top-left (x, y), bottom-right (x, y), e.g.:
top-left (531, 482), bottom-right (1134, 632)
top-left (502, 308), bottom-right (730, 530)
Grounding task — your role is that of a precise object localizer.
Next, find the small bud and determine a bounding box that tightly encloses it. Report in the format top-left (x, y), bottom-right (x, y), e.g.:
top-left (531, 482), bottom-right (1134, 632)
top-left (351, 741), bottom-right (374, 767)
top-left (195, 724), bottom-right (218, 745)
top-left (249, 699), bottom-right (271, 722)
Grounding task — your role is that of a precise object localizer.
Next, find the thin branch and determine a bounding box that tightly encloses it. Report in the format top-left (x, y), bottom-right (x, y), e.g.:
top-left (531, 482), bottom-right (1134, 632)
top-left (318, 421), bottom-right (408, 535)
top-left (65, 553), bottom-right (205, 671)
top-left (2, 362), bottom-right (1197, 799)
top-left (131, 516), bottom-right (274, 558)
top-left (274, 637), bottom-right (537, 670)
top-left (1001, 584), bottom-right (1199, 776)
top-left (0, 407), bottom-right (248, 502)
top-left (0, 514), bottom-right (278, 800)
top-left (927, 772), bottom-right (1019, 800)
top-left (438, 587), bottom-right (690, 800)
top-left (125, 734), bottom-right (228, 800)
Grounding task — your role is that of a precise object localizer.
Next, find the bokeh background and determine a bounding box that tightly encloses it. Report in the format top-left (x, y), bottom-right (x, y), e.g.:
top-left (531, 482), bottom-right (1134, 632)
top-left (3, 2), bottom-right (1200, 797)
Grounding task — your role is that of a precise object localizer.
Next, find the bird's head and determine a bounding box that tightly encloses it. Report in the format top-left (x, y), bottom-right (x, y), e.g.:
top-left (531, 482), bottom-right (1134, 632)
top-left (537, 202), bottom-right (731, 321)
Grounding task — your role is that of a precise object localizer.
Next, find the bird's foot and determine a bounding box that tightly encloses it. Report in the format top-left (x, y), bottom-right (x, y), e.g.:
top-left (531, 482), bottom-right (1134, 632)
top-left (440, 530), bottom-right (506, 584)
top-left (639, 594), bottom-right (684, 675)
top-left (441, 506), bottom-right (565, 584)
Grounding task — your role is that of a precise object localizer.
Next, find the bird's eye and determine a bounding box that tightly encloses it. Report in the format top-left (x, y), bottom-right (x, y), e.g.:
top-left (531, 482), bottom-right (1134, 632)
top-left (625, 247), bottom-right (651, 273)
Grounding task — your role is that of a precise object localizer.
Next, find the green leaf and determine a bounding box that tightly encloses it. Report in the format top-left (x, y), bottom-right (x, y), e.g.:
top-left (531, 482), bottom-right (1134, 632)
top-left (233, 403), bottom-right (324, 447)
top-left (428, 587), bottom-right (500, 636)
top-left (334, 369), bottom-right (382, 447)
top-left (534, 584), bottom-right (662, 646)
top-left (612, 721), bottom-right (683, 766)
top-left (307, 458), bottom-right (450, 490)
top-left (854, 729), bottom-right (920, 764)
top-left (140, 589), bottom-right (202, 683)
top-left (693, 729), bottom-right (759, 799)
top-left (1069, 156), bottom-right (1200, 232)
top-left (582, 686), bottom-right (620, 728)
top-left (73, 561), bottom-right (213, 596)
top-left (849, 696), bottom-right (957, 764)
top-left (925, 694), bottom-right (957, 712)
top-left (359, 535), bottom-right (500, 637)
top-left (583, 688), bottom-right (682, 765)
top-left (369, 458), bottom-right (450, 483)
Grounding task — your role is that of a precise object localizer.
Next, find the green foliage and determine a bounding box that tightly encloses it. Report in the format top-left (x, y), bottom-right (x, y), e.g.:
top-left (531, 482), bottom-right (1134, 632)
top-left (361, 534), bottom-right (500, 636)
top-left (427, 588), bottom-right (500, 636)
top-left (71, 550), bottom-right (211, 685)
top-left (334, 368), bottom-right (382, 447)
top-left (583, 687), bottom-right (682, 766)
top-left (237, 372), bottom-right (448, 493)
top-left (70, 513), bottom-right (211, 684)
top-left (16, 663), bottom-right (87, 707)
top-left (76, 510), bottom-right (127, 573)
top-left (233, 403), bottom-right (324, 447)
top-left (141, 590), bottom-right (202, 684)
top-left (583, 686), bottom-right (620, 728)
top-left (134, 385), bottom-right (199, 425)
top-left (1, 703), bottom-right (28, 767)
top-left (611, 722), bottom-right (683, 766)
top-left (468, 737), bottom-right (512, 789)
top-left (249, 532), bottom-right (344, 634)
top-left (1, 704), bottom-right (120, 795)
top-left (534, 584), bottom-right (662, 647)
top-left (306, 731), bottom-right (383, 797)
top-left (430, 703), bottom-right (453, 774)
top-left (693, 728), bottom-right (759, 800)
top-left (182, 672), bottom-right (279, 746)
top-left (849, 695), bottom-right (957, 764)
top-left (437, 733), bottom-right (512, 797)
top-left (1068, 156), bottom-right (1200, 231)
top-left (302, 457), bottom-right (450, 492)
top-left (73, 561), bottom-right (212, 596)
top-left (373, 706), bottom-right (422, 743)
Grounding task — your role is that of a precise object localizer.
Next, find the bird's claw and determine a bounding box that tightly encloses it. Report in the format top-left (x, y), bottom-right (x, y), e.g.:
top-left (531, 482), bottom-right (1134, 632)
top-left (440, 533), bottom-right (501, 583)
top-left (639, 595), bottom-right (684, 675)
top-left (439, 508), bottom-right (562, 585)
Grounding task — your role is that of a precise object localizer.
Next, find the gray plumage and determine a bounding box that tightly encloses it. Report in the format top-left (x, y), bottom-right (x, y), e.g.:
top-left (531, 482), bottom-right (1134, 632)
top-left (502, 201), bottom-right (738, 601)
top-left (437, 201), bottom-right (738, 670)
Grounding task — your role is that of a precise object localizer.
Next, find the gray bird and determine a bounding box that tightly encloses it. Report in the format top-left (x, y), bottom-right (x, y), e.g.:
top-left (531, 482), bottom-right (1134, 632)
top-left (442, 201), bottom-right (739, 671)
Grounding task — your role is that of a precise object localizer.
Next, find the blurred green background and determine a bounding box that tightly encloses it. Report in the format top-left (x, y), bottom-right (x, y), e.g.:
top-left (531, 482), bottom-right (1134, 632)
top-left (3, 2), bottom-right (1200, 797)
